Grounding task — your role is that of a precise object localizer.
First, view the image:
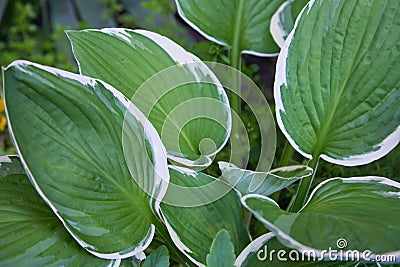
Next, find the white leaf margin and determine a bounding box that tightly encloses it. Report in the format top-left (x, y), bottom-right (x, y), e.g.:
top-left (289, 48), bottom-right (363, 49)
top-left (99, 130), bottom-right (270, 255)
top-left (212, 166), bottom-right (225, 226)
top-left (135, 29), bottom-right (232, 167)
top-left (0, 155), bottom-right (122, 267)
top-left (241, 176), bottom-right (400, 264)
top-left (219, 161), bottom-right (313, 195)
top-left (68, 28), bottom-right (232, 169)
top-left (270, 0), bottom-right (294, 48)
top-left (3, 60), bottom-right (170, 260)
top-left (273, 0), bottom-right (400, 166)
top-left (234, 232), bottom-right (275, 266)
top-left (174, 0), bottom-right (279, 57)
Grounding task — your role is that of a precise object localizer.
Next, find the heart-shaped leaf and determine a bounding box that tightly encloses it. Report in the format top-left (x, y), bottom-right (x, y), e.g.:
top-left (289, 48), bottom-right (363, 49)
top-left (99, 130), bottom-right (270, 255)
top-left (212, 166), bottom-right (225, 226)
top-left (235, 233), bottom-right (358, 266)
top-left (175, 0), bottom-right (285, 56)
top-left (67, 28), bottom-right (231, 168)
top-left (159, 166), bottom-right (250, 266)
top-left (206, 229), bottom-right (235, 267)
top-left (3, 60), bottom-right (169, 259)
top-left (275, 0), bottom-right (400, 166)
top-left (219, 161), bottom-right (312, 196)
top-left (242, 177), bottom-right (400, 264)
top-left (270, 0), bottom-right (309, 47)
top-left (0, 156), bottom-right (116, 266)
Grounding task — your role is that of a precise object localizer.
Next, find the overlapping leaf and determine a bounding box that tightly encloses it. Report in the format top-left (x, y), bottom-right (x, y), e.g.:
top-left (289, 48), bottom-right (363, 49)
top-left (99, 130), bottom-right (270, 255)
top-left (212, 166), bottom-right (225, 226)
top-left (3, 61), bottom-right (169, 258)
top-left (219, 161), bottom-right (312, 196)
top-left (0, 156), bottom-right (115, 266)
top-left (275, 0), bottom-right (400, 166)
top-left (160, 166), bottom-right (250, 266)
top-left (242, 177), bottom-right (400, 264)
top-left (175, 0), bottom-right (285, 55)
top-left (67, 28), bottom-right (231, 167)
top-left (270, 0), bottom-right (309, 47)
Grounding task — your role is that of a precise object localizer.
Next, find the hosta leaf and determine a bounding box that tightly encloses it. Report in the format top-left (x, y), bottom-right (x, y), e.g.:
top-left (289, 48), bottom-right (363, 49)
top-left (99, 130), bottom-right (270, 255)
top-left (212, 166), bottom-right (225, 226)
top-left (67, 28), bottom-right (231, 168)
top-left (142, 245), bottom-right (169, 267)
top-left (270, 0), bottom-right (309, 47)
top-left (0, 156), bottom-right (115, 266)
top-left (219, 161), bottom-right (312, 196)
top-left (206, 229), bottom-right (235, 267)
top-left (160, 166), bottom-right (250, 266)
top-left (235, 233), bottom-right (358, 266)
top-left (175, 0), bottom-right (285, 56)
top-left (275, 0), bottom-right (400, 166)
top-left (242, 177), bottom-right (400, 264)
top-left (3, 61), bottom-right (169, 259)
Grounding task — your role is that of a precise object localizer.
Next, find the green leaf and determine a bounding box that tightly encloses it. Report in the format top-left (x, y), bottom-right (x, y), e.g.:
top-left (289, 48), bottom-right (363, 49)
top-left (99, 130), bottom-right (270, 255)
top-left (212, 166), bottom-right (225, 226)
top-left (142, 246), bottom-right (170, 267)
top-left (175, 0), bottom-right (285, 56)
top-left (219, 162), bottom-right (312, 196)
top-left (235, 233), bottom-right (358, 266)
top-left (67, 28), bottom-right (231, 168)
top-left (3, 60), bottom-right (169, 259)
top-left (159, 166), bottom-right (250, 266)
top-left (270, 0), bottom-right (309, 47)
top-left (206, 229), bottom-right (235, 267)
top-left (0, 156), bottom-right (115, 266)
top-left (242, 177), bottom-right (400, 264)
top-left (275, 0), bottom-right (400, 166)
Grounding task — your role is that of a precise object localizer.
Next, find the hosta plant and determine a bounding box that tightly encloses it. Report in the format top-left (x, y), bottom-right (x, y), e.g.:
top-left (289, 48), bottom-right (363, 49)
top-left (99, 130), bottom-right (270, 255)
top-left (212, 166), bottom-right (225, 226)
top-left (1, 0), bottom-right (399, 266)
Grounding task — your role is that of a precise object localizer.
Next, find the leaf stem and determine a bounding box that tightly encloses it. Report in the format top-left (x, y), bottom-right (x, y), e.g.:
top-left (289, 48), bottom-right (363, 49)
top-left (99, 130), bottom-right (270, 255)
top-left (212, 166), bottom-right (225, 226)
top-left (279, 142), bottom-right (294, 167)
top-left (229, 20), bottom-right (244, 167)
top-left (290, 154), bottom-right (320, 212)
top-left (270, 142), bottom-right (294, 202)
top-left (229, 42), bottom-right (241, 115)
top-left (229, 0), bottom-right (244, 115)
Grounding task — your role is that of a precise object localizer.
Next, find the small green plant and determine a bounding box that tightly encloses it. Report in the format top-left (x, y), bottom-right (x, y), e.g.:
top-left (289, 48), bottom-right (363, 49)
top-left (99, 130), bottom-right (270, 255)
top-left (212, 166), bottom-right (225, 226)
top-left (1, 0), bottom-right (399, 266)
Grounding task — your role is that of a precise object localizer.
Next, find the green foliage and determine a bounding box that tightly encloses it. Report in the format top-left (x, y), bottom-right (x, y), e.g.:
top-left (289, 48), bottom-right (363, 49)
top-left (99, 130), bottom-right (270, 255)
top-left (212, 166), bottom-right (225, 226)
top-left (206, 230), bottom-right (235, 267)
top-left (142, 246), bottom-right (170, 267)
top-left (0, 0), bottom-right (399, 266)
top-left (0, 156), bottom-right (114, 266)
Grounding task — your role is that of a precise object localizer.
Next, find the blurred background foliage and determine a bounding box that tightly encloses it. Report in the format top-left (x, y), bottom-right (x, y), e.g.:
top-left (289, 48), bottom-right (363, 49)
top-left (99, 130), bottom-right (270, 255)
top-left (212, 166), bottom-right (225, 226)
top-left (0, 0), bottom-right (398, 187)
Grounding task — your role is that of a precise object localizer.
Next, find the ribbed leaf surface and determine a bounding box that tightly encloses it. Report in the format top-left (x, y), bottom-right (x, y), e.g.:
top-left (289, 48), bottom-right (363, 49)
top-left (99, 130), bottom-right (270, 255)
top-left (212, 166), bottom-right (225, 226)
top-left (243, 177), bottom-right (400, 263)
top-left (3, 61), bottom-right (168, 258)
top-left (0, 156), bottom-right (115, 266)
top-left (175, 0), bottom-right (285, 55)
top-left (67, 29), bottom-right (231, 167)
top-left (160, 166), bottom-right (250, 266)
top-left (275, 0), bottom-right (400, 165)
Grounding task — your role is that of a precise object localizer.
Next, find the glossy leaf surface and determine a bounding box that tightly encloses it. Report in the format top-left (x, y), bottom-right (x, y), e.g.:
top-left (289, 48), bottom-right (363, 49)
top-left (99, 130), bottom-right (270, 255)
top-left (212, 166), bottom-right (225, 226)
top-left (275, 0), bottom-right (400, 166)
top-left (0, 156), bottom-right (115, 266)
top-left (160, 166), bottom-right (250, 266)
top-left (175, 0), bottom-right (285, 56)
top-left (3, 61), bottom-right (168, 258)
top-left (67, 28), bottom-right (231, 167)
top-left (243, 177), bottom-right (400, 263)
